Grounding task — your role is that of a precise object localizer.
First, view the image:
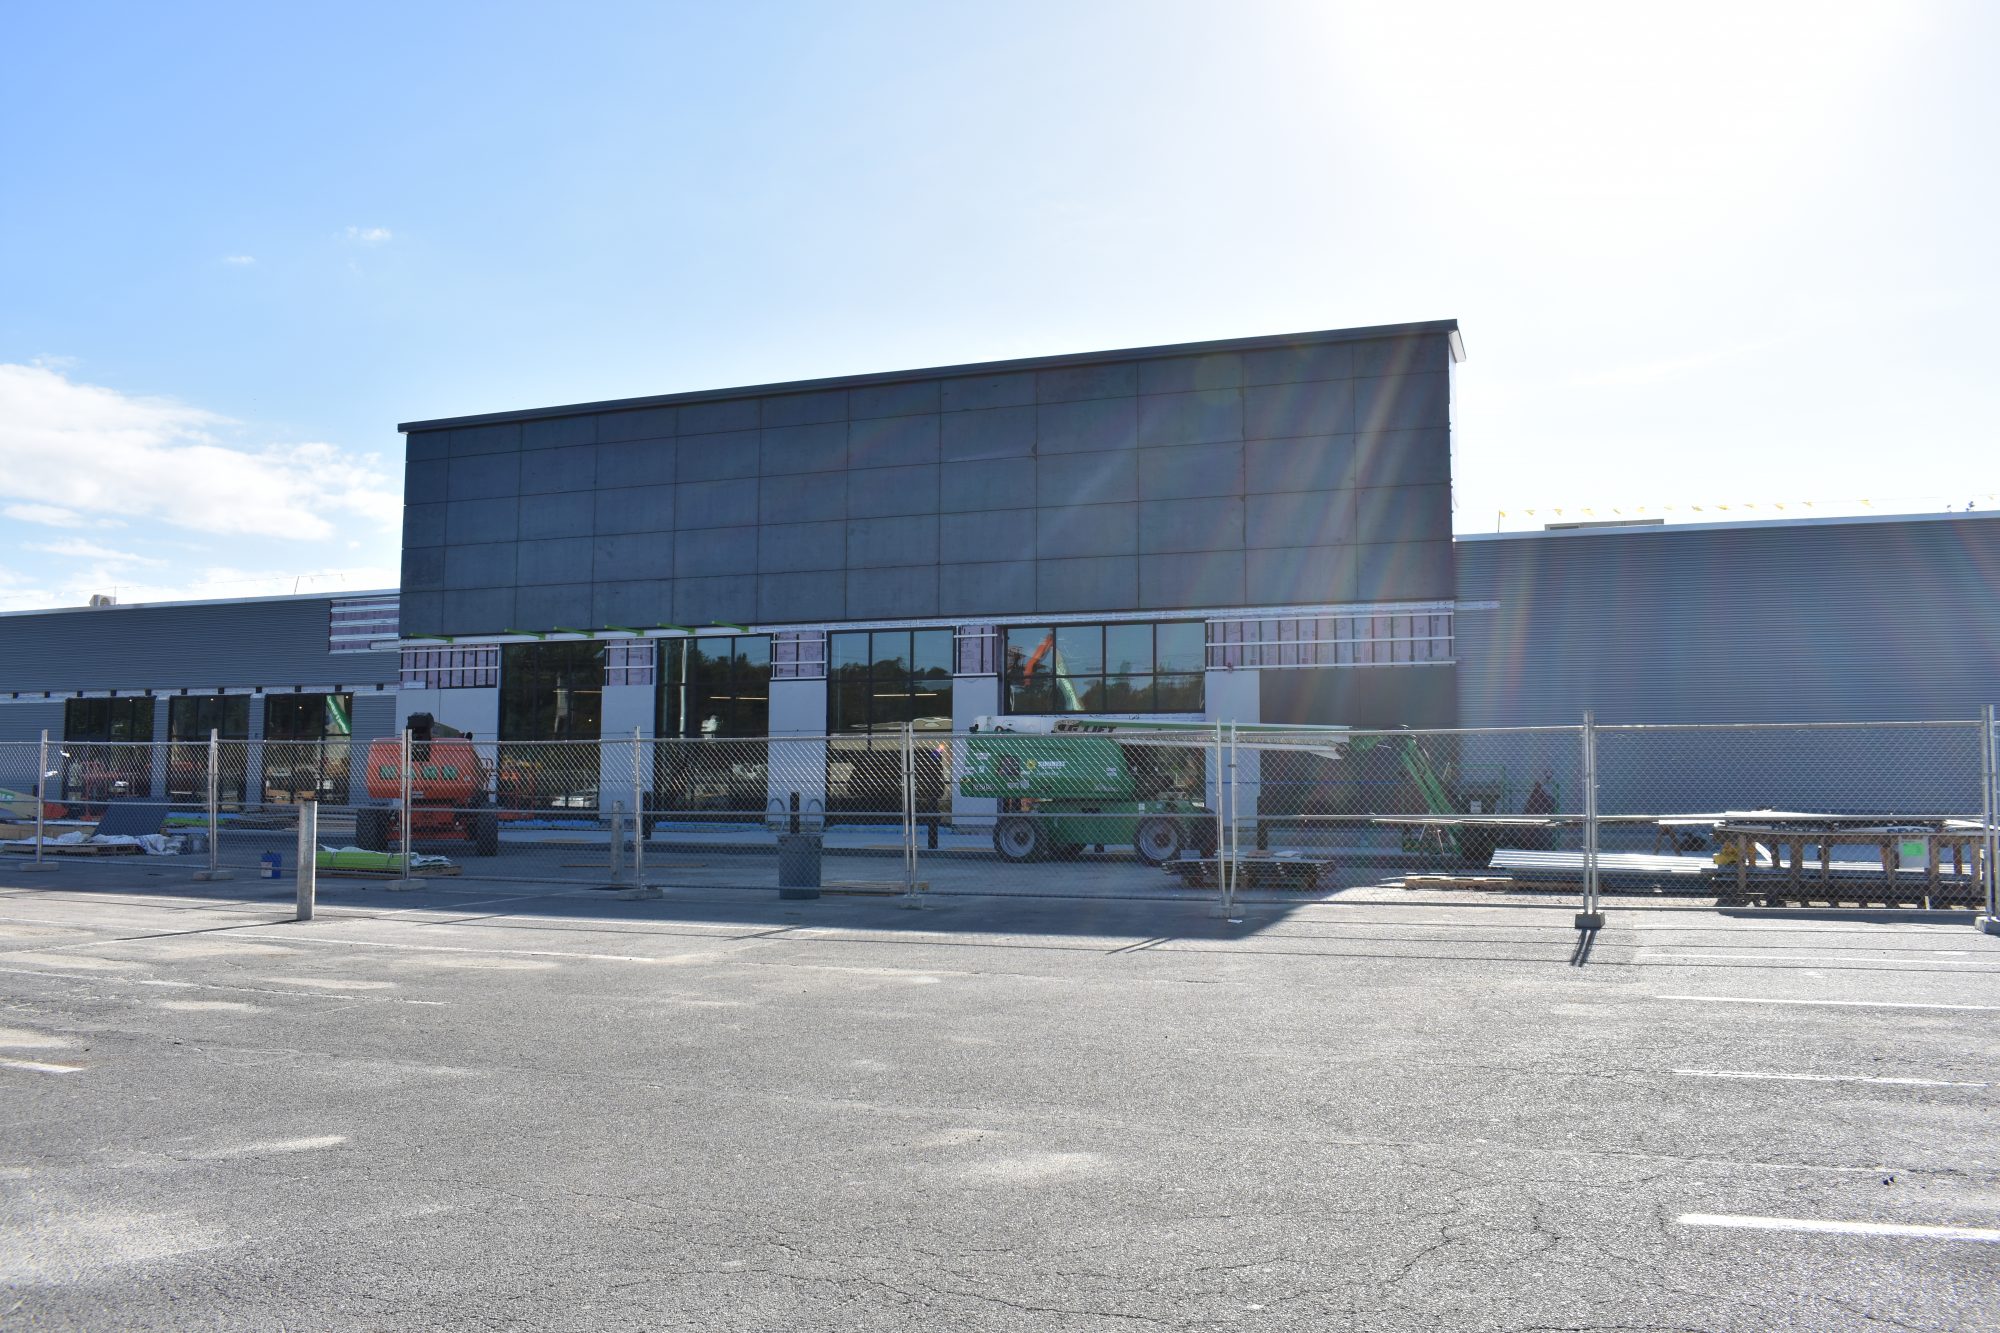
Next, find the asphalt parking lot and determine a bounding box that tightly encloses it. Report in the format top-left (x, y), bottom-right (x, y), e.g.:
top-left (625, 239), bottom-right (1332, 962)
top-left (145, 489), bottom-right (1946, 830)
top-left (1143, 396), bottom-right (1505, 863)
top-left (2, 873), bottom-right (1996, 1331)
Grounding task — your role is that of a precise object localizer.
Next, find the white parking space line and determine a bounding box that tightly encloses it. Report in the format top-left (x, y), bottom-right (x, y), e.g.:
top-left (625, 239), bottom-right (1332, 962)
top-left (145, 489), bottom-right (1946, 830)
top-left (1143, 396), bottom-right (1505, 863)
top-left (1656, 994), bottom-right (2000, 1011)
top-left (255, 934), bottom-right (703, 965)
top-left (1675, 1069), bottom-right (1989, 1088)
top-left (1646, 952), bottom-right (2000, 966)
top-left (1680, 1213), bottom-right (2000, 1243)
top-left (0, 1057), bottom-right (85, 1074)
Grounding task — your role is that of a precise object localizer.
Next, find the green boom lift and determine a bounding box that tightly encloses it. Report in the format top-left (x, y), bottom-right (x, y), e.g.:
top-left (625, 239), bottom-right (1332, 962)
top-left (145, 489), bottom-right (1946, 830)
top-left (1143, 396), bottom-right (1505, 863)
top-left (962, 717), bottom-right (1523, 866)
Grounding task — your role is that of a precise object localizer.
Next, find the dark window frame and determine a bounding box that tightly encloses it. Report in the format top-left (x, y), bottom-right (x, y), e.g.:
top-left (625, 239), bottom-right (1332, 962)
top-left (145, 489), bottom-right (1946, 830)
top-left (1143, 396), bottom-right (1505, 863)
top-left (827, 628), bottom-right (954, 741)
top-left (165, 695), bottom-right (251, 805)
top-left (1002, 620), bottom-right (1205, 716)
top-left (658, 635), bottom-right (772, 740)
top-left (262, 693), bottom-right (354, 803)
top-left (499, 642), bottom-right (607, 742)
top-left (63, 696), bottom-right (154, 743)
top-left (653, 635), bottom-right (774, 819)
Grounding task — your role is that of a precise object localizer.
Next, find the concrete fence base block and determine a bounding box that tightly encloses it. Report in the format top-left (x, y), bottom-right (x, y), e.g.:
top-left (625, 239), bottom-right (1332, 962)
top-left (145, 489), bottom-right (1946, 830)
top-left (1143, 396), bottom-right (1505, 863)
top-left (621, 885), bottom-right (664, 901)
top-left (1575, 912), bottom-right (1606, 931)
top-left (192, 869), bottom-right (234, 882)
top-left (1977, 915), bottom-right (2000, 937)
top-left (387, 878), bottom-right (428, 892)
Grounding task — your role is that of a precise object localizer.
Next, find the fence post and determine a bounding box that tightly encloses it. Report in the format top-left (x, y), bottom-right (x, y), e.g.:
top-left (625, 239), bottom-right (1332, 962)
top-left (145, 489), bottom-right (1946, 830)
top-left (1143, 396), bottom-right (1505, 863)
top-left (392, 728), bottom-right (418, 891)
top-left (1216, 716), bottom-right (1232, 912)
top-left (627, 728), bottom-right (660, 899)
top-left (609, 801), bottom-right (627, 884)
top-left (23, 730), bottom-right (57, 873)
top-left (192, 728), bottom-right (233, 881)
top-left (1982, 706), bottom-right (1999, 934)
top-left (1208, 724), bottom-right (1227, 917)
top-left (900, 722), bottom-right (921, 907)
top-left (1576, 712), bottom-right (1603, 931)
top-left (295, 799), bottom-right (318, 922)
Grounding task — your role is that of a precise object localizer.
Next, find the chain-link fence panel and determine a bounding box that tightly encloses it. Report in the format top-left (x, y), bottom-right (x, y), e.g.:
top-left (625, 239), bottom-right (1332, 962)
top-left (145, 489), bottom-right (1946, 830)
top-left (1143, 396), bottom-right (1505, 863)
top-left (196, 735), bottom-right (634, 891)
top-left (922, 725), bottom-right (1220, 902)
top-left (1986, 712), bottom-right (2000, 918)
top-left (1592, 721), bottom-right (1989, 908)
top-left (0, 737), bottom-right (212, 874)
top-left (642, 736), bottom-right (802, 894)
top-left (1252, 724), bottom-right (1589, 906)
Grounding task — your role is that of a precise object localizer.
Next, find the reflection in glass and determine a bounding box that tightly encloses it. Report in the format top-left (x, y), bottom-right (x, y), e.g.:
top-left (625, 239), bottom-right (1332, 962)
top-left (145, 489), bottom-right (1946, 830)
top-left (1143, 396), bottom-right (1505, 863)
top-left (1003, 622), bottom-right (1204, 715)
top-left (1105, 624), bottom-right (1152, 675)
top-left (1156, 621), bottom-right (1206, 674)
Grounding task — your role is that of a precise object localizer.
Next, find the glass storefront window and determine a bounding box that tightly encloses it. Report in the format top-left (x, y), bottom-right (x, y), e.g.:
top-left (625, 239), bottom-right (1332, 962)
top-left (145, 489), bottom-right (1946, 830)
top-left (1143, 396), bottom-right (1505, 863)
top-left (1003, 622), bottom-right (1205, 715)
top-left (63, 697), bottom-right (154, 743)
top-left (59, 698), bottom-right (154, 805)
top-left (828, 630), bottom-right (954, 737)
top-left (263, 693), bottom-right (353, 803)
top-left (500, 642), bottom-right (605, 742)
top-left (166, 695), bottom-right (251, 804)
top-left (826, 629), bottom-right (954, 817)
top-left (500, 643), bottom-right (607, 810)
top-left (654, 636), bottom-right (772, 817)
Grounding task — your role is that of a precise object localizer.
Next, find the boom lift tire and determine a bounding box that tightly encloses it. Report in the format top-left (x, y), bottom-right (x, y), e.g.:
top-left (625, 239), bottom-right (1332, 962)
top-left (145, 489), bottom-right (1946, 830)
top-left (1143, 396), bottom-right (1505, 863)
top-left (355, 807), bottom-right (390, 852)
top-left (993, 815), bottom-right (1044, 863)
top-left (473, 812), bottom-right (500, 857)
top-left (1457, 826), bottom-right (1499, 869)
top-left (1133, 817), bottom-right (1185, 866)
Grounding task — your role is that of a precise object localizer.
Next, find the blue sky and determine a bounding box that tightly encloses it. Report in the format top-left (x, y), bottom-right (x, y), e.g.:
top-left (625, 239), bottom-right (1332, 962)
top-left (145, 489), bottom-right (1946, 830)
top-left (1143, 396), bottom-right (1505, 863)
top-left (1, 1), bottom-right (1993, 610)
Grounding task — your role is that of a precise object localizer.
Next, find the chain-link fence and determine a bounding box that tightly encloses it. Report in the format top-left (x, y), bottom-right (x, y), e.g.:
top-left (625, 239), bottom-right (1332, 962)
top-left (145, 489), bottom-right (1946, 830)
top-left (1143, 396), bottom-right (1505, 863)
top-left (3, 715), bottom-right (1996, 920)
top-left (1594, 720), bottom-right (1993, 908)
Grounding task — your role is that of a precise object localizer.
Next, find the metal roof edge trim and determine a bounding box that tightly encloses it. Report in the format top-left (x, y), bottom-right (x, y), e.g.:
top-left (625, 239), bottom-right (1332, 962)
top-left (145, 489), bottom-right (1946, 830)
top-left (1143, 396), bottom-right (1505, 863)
top-left (396, 319), bottom-right (1463, 433)
top-left (398, 598), bottom-right (1470, 646)
top-left (1453, 511), bottom-right (2000, 544)
top-left (0, 588), bottom-right (400, 621)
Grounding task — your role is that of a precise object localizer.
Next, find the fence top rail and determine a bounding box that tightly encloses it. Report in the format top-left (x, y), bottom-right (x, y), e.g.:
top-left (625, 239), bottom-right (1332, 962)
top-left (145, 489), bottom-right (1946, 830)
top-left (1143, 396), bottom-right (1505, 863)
top-left (1593, 719), bottom-right (1980, 733)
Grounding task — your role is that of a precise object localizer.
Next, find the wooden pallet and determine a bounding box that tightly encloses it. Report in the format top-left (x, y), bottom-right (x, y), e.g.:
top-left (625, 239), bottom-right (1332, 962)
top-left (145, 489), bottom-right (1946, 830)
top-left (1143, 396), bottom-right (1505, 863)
top-left (3, 841), bottom-right (144, 857)
top-left (1167, 856), bottom-right (1330, 891)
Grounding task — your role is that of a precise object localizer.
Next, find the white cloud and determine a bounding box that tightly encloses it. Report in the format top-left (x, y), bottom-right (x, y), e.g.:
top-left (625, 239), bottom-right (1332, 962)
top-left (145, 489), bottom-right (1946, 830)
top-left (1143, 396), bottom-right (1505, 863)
top-left (344, 226), bottom-right (392, 244)
top-left (0, 363), bottom-right (401, 542)
top-left (4, 502), bottom-right (87, 527)
top-left (26, 538), bottom-right (162, 565)
top-left (222, 255), bottom-right (256, 266)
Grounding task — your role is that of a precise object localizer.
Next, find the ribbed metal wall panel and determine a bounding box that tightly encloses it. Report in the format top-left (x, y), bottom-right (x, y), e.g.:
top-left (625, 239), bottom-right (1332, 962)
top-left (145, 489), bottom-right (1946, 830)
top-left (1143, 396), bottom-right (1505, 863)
top-left (349, 691), bottom-right (401, 751)
top-left (0, 700), bottom-right (65, 745)
top-left (0, 596), bottom-right (399, 695)
top-left (1456, 514), bottom-right (2000, 725)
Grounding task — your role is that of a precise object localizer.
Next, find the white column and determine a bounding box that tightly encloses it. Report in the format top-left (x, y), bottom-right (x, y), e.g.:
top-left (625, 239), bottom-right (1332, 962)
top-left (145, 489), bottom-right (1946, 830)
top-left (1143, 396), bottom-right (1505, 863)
top-left (599, 684), bottom-right (654, 817)
top-left (1203, 667), bottom-right (1260, 819)
top-left (767, 677), bottom-right (827, 819)
top-left (949, 675), bottom-right (1001, 829)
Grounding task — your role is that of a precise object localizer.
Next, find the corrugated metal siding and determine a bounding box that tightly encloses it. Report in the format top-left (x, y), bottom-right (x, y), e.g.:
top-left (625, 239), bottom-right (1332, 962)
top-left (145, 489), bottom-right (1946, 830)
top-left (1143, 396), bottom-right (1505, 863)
top-left (0, 700), bottom-right (65, 746)
top-left (0, 597), bottom-right (399, 695)
top-left (349, 692), bottom-right (401, 750)
top-left (1456, 515), bottom-right (2000, 725)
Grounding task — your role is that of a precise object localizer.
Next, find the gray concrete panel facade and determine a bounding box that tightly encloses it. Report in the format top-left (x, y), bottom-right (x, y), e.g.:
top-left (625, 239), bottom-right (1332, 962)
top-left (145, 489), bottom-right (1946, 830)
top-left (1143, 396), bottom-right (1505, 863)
top-left (398, 323), bottom-right (1460, 634)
